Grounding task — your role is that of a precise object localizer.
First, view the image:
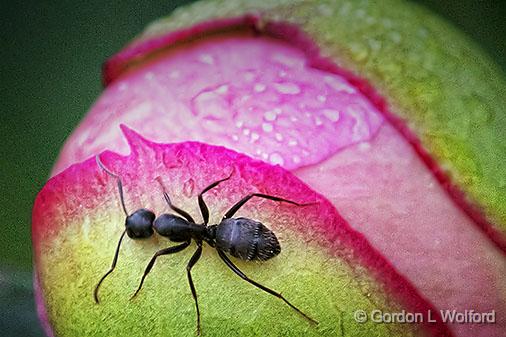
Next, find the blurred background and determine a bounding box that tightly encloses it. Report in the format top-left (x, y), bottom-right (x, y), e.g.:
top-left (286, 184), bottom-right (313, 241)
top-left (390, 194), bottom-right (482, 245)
top-left (1, 0), bottom-right (505, 335)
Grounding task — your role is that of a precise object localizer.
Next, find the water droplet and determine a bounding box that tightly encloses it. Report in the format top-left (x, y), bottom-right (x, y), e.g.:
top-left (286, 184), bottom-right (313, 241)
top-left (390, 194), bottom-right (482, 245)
top-left (216, 85), bottom-right (228, 94)
top-left (232, 135), bottom-right (239, 141)
top-left (389, 32), bottom-right (402, 44)
top-left (193, 90), bottom-right (228, 119)
top-left (264, 110), bottom-right (277, 121)
top-left (269, 153), bottom-right (284, 165)
top-left (349, 42), bottom-right (369, 62)
top-left (288, 140), bottom-right (298, 147)
top-left (314, 117), bottom-right (323, 126)
top-left (322, 109), bottom-right (340, 122)
top-left (292, 155), bottom-right (301, 164)
top-left (262, 123), bottom-right (273, 133)
top-left (272, 53), bottom-right (299, 67)
top-left (274, 82), bottom-right (301, 95)
top-left (274, 108), bottom-right (282, 115)
top-left (254, 83), bottom-right (266, 93)
top-left (368, 39), bottom-right (381, 52)
top-left (348, 108), bottom-right (369, 141)
top-left (250, 132), bottom-right (260, 142)
top-left (317, 3), bottom-right (333, 17)
top-left (243, 128), bottom-right (250, 136)
top-left (324, 76), bottom-right (356, 93)
top-left (235, 121), bottom-right (244, 128)
top-left (275, 133), bottom-right (284, 142)
top-left (262, 153), bottom-right (269, 160)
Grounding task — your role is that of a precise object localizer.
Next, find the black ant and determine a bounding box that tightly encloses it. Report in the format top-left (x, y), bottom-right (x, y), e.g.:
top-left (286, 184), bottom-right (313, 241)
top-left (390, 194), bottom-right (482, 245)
top-left (93, 155), bottom-right (318, 334)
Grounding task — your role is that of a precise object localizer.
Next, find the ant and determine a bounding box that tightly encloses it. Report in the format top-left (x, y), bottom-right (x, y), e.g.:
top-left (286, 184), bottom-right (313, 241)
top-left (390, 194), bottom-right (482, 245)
top-left (93, 155), bottom-right (318, 334)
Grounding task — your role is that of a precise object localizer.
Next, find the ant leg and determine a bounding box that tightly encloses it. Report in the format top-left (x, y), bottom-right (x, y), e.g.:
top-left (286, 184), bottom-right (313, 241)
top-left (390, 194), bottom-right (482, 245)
top-left (131, 240), bottom-right (191, 299)
top-left (94, 229), bottom-right (127, 303)
top-left (156, 177), bottom-right (196, 223)
top-left (217, 249), bottom-right (318, 325)
top-left (198, 173), bottom-right (233, 225)
top-left (186, 240), bottom-right (203, 335)
top-left (163, 192), bottom-right (196, 223)
top-left (223, 193), bottom-right (313, 220)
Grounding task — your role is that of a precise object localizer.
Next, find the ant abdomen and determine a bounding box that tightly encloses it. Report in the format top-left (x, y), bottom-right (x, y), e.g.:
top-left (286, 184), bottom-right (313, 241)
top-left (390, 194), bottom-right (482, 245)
top-left (215, 218), bottom-right (281, 261)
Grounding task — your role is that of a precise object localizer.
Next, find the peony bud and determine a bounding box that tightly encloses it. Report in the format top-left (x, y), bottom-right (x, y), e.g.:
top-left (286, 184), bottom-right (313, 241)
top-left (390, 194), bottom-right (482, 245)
top-left (34, 1), bottom-right (506, 336)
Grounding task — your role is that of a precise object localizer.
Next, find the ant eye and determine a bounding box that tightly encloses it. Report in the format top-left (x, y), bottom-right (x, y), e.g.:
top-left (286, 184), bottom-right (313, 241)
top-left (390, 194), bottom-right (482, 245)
top-left (125, 208), bottom-right (155, 238)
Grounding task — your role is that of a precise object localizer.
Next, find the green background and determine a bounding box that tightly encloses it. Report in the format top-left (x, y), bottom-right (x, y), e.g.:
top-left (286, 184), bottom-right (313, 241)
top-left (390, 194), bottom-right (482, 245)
top-left (0, 0), bottom-right (504, 336)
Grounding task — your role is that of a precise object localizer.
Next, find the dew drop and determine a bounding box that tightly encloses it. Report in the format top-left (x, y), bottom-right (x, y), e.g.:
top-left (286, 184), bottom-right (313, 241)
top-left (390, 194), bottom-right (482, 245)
top-left (317, 3), bottom-right (333, 17)
top-left (314, 117), bottom-right (323, 126)
top-left (254, 83), bottom-right (266, 93)
top-left (216, 85), bottom-right (228, 94)
top-left (275, 133), bottom-right (284, 142)
top-left (262, 123), bottom-right (273, 133)
top-left (272, 53), bottom-right (299, 67)
top-left (250, 132), bottom-right (260, 142)
top-left (322, 109), bottom-right (340, 122)
top-left (243, 128), bottom-right (250, 136)
top-left (274, 82), bottom-right (301, 95)
top-left (235, 121), bottom-right (244, 128)
top-left (232, 135), bottom-right (239, 141)
top-left (264, 110), bottom-right (277, 121)
top-left (269, 153), bottom-right (284, 165)
top-left (389, 32), bottom-right (402, 44)
top-left (288, 140), bottom-right (298, 147)
top-left (324, 76), bottom-right (356, 93)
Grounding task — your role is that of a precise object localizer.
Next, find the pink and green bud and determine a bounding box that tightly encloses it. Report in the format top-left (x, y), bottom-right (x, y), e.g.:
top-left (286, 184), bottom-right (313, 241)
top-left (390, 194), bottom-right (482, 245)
top-left (33, 1), bottom-right (506, 336)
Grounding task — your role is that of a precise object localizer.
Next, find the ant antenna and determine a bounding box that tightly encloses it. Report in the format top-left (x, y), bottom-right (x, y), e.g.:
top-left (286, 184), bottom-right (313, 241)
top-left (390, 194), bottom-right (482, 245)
top-left (96, 155), bottom-right (129, 217)
top-left (94, 154), bottom-right (130, 303)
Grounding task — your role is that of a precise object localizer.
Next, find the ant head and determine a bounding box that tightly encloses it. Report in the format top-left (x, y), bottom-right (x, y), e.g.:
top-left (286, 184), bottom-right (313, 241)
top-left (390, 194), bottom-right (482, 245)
top-left (125, 208), bottom-right (155, 239)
